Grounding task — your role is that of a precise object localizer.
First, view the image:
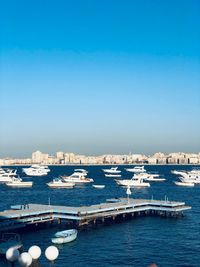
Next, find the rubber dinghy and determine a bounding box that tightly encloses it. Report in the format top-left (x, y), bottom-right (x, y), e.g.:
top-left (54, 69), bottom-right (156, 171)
top-left (51, 229), bottom-right (78, 244)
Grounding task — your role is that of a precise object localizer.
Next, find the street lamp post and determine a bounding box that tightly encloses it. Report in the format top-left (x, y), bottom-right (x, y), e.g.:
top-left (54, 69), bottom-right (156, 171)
top-left (45, 246), bottom-right (59, 266)
top-left (6, 247), bottom-right (20, 266)
top-left (28, 245), bottom-right (41, 266)
top-left (18, 252), bottom-right (33, 267)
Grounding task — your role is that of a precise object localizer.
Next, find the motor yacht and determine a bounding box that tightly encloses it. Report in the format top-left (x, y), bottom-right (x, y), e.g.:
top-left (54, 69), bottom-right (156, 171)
top-left (125, 166), bottom-right (146, 173)
top-left (0, 168), bottom-right (18, 183)
top-left (172, 170), bottom-right (200, 184)
top-left (6, 177), bottom-right (33, 188)
top-left (61, 171), bottom-right (93, 184)
top-left (102, 167), bottom-right (121, 174)
top-left (116, 174), bottom-right (150, 187)
top-left (47, 178), bottom-right (75, 188)
top-left (23, 165), bottom-right (50, 176)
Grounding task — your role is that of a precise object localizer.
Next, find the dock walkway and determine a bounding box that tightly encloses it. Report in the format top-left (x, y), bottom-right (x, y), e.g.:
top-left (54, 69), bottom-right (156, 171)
top-left (0, 198), bottom-right (191, 232)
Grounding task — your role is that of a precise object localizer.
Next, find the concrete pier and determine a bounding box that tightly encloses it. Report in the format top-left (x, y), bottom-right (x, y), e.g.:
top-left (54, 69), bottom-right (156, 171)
top-left (0, 198), bottom-right (191, 232)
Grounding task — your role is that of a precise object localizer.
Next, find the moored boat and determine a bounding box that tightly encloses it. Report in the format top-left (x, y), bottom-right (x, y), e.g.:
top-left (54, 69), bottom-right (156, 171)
top-left (92, 184), bottom-right (105, 189)
top-left (125, 166), bottom-right (146, 173)
top-left (0, 168), bottom-right (18, 183)
top-left (102, 167), bottom-right (121, 174)
top-left (47, 178), bottom-right (75, 188)
top-left (61, 172), bottom-right (93, 184)
top-left (51, 229), bottom-right (78, 244)
top-left (116, 175), bottom-right (150, 187)
top-left (23, 165), bottom-right (50, 176)
top-left (6, 177), bottom-right (33, 188)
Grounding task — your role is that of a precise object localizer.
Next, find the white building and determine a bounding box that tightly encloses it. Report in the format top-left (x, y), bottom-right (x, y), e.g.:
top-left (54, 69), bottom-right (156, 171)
top-left (32, 151), bottom-right (49, 164)
top-left (56, 152), bottom-right (64, 160)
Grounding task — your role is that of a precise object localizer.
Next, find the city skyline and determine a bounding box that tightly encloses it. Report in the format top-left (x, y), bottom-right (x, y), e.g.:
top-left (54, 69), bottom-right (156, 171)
top-left (1, 1), bottom-right (200, 157)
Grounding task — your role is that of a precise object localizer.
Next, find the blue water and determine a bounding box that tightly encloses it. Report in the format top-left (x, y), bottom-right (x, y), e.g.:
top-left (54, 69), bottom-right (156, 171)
top-left (0, 165), bottom-right (200, 267)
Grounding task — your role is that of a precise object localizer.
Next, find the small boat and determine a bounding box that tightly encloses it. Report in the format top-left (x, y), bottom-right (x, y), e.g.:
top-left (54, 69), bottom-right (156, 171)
top-left (0, 233), bottom-right (23, 255)
top-left (172, 170), bottom-right (200, 184)
top-left (116, 175), bottom-right (150, 188)
top-left (0, 168), bottom-right (18, 183)
top-left (105, 174), bottom-right (121, 178)
top-left (125, 166), bottom-right (146, 173)
top-left (23, 165), bottom-right (50, 176)
top-left (102, 167), bottom-right (121, 174)
top-left (6, 177), bottom-right (33, 188)
top-left (92, 184), bottom-right (105, 189)
top-left (174, 181), bottom-right (194, 187)
top-left (62, 172), bottom-right (93, 184)
top-left (47, 178), bottom-right (75, 188)
top-left (51, 229), bottom-right (78, 244)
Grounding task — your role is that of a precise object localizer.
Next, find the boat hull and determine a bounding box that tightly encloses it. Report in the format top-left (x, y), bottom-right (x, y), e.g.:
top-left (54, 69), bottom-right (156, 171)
top-left (47, 182), bottom-right (75, 188)
top-left (174, 181), bottom-right (194, 187)
top-left (116, 180), bottom-right (150, 187)
top-left (6, 182), bottom-right (33, 187)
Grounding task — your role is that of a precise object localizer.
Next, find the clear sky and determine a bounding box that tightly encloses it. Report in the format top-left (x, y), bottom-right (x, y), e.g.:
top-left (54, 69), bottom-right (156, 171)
top-left (0, 0), bottom-right (200, 157)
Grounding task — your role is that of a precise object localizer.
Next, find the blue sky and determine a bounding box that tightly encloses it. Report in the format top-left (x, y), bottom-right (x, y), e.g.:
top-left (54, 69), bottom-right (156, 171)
top-left (0, 0), bottom-right (200, 157)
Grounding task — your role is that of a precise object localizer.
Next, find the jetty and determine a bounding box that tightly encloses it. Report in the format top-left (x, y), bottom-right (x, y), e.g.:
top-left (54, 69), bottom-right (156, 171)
top-left (0, 198), bottom-right (191, 232)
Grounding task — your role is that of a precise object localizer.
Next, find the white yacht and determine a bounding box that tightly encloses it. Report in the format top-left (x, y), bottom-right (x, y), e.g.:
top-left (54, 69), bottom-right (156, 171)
top-left (61, 171), bottom-right (93, 184)
top-left (47, 178), bottom-right (75, 188)
top-left (116, 174), bottom-right (150, 187)
top-left (127, 172), bottom-right (164, 182)
top-left (125, 166), bottom-right (146, 173)
top-left (172, 170), bottom-right (200, 184)
top-left (23, 165), bottom-right (50, 176)
top-left (102, 167), bottom-right (121, 174)
top-left (0, 168), bottom-right (18, 183)
top-left (6, 177), bottom-right (33, 188)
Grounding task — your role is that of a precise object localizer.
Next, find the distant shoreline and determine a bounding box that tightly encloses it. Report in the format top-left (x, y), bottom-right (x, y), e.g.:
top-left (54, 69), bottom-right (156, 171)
top-left (2, 163), bottom-right (200, 167)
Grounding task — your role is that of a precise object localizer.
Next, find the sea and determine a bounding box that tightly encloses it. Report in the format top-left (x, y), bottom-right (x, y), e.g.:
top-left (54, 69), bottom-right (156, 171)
top-left (0, 165), bottom-right (199, 267)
